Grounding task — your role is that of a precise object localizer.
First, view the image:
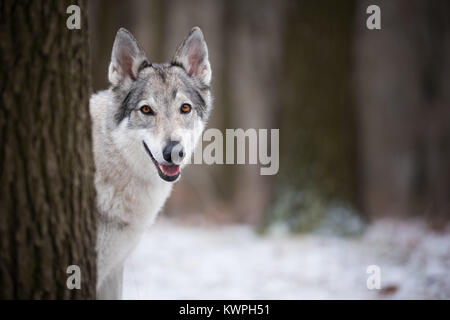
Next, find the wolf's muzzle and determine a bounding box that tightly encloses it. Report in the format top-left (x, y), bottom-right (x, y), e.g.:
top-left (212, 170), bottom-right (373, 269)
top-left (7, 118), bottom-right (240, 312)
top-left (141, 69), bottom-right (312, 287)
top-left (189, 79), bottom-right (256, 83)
top-left (142, 141), bottom-right (181, 182)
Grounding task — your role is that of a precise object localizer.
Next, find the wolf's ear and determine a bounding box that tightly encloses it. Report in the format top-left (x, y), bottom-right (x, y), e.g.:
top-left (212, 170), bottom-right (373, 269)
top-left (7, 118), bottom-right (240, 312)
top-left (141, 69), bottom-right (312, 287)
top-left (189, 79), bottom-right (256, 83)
top-left (172, 27), bottom-right (211, 86)
top-left (108, 28), bottom-right (149, 86)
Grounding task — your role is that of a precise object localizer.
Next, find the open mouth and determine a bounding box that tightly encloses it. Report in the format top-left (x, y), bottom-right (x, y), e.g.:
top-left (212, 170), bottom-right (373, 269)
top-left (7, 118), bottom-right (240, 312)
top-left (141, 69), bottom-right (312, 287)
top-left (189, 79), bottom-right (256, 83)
top-left (142, 141), bottom-right (181, 182)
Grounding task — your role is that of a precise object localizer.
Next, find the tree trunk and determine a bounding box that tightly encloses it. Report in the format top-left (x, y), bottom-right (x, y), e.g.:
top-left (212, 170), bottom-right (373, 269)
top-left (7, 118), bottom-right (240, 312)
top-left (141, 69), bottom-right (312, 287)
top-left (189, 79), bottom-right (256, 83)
top-left (0, 0), bottom-right (96, 299)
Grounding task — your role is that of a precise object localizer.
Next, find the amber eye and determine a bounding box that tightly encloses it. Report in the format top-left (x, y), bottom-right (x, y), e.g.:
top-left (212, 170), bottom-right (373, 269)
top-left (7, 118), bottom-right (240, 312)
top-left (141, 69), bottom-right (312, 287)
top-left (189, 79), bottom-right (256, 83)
top-left (140, 105), bottom-right (154, 115)
top-left (180, 103), bottom-right (192, 114)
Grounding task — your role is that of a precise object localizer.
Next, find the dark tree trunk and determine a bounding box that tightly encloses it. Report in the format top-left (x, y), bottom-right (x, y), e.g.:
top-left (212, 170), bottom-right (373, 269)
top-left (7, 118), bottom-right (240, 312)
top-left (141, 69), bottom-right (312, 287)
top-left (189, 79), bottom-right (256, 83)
top-left (0, 0), bottom-right (96, 299)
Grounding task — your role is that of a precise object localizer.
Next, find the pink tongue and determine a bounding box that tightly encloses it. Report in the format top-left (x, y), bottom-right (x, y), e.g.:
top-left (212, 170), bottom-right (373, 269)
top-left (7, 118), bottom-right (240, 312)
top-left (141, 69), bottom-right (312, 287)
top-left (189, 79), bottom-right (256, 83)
top-left (160, 164), bottom-right (180, 176)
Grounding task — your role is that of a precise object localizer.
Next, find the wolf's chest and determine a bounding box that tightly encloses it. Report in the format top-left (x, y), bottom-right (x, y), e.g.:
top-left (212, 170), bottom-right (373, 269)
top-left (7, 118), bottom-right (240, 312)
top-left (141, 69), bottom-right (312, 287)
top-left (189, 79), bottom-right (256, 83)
top-left (96, 177), bottom-right (172, 222)
top-left (96, 179), bottom-right (172, 285)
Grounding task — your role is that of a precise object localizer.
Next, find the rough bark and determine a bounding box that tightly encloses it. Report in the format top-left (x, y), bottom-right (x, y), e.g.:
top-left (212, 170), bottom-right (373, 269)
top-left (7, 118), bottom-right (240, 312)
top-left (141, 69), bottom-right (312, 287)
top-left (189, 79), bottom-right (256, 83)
top-left (0, 0), bottom-right (96, 299)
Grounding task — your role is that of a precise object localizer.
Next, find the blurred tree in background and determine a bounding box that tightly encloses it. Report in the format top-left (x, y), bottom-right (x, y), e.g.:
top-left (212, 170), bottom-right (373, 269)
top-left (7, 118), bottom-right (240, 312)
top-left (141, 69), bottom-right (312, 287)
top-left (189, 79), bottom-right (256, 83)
top-left (269, 0), bottom-right (360, 234)
top-left (355, 0), bottom-right (450, 227)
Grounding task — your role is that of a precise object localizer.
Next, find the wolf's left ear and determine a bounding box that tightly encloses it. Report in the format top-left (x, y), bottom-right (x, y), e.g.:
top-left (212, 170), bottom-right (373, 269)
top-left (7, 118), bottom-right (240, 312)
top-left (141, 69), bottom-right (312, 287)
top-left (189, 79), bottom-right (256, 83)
top-left (172, 27), bottom-right (211, 86)
top-left (108, 28), bottom-right (149, 86)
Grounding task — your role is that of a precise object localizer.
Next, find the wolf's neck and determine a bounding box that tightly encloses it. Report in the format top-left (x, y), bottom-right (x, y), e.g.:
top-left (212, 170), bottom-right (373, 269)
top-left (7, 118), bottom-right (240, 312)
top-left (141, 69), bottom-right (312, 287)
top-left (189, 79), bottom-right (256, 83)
top-left (94, 152), bottom-right (172, 226)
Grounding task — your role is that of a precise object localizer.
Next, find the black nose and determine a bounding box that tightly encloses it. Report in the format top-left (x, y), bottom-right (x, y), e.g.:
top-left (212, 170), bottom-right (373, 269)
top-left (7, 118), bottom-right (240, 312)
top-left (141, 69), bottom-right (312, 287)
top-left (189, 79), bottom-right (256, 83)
top-left (163, 141), bottom-right (185, 164)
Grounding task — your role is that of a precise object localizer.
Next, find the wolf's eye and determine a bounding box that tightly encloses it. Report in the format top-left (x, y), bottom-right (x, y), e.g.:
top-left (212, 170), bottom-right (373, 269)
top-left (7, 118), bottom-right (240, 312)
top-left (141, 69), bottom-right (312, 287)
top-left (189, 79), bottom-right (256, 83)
top-left (180, 103), bottom-right (192, 114)
top-left (140, 105), bottom-right (154, 115)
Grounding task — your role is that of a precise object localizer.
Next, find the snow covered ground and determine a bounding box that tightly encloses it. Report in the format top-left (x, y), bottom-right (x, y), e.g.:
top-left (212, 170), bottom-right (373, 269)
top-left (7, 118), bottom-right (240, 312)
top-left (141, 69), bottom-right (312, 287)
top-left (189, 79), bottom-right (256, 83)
top-left (123, 218), bottom-right (450, 299)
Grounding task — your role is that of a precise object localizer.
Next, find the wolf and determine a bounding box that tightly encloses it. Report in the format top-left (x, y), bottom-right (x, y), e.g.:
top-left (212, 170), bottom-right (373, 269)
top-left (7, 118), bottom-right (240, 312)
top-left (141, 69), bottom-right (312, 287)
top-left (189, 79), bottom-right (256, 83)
top-left (90, 27), bottom-right (212, 299)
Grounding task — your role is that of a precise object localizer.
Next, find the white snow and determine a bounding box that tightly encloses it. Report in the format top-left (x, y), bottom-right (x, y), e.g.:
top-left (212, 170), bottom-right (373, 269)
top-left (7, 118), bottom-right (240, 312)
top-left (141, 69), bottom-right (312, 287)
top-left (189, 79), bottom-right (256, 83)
top-left (123, 218), bottom-right (450, 299)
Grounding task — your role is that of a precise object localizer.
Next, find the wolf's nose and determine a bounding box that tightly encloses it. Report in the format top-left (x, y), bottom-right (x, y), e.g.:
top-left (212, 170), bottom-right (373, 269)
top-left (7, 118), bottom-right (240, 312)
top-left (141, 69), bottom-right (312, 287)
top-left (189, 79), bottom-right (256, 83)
top-left (163, 141), bottom-right (185, 164)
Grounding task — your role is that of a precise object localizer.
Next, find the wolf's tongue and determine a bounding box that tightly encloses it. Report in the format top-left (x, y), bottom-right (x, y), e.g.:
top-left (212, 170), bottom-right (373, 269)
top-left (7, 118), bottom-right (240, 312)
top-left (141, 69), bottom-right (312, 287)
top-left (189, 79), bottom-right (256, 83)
top-left (159, 164), bottom-right (180, 176)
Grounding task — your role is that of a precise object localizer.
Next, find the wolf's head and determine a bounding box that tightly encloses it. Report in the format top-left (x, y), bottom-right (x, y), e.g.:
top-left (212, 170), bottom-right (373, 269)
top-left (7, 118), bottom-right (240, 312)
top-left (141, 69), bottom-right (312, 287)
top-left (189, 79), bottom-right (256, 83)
top-left (105, 27), bottom-right (212, 183)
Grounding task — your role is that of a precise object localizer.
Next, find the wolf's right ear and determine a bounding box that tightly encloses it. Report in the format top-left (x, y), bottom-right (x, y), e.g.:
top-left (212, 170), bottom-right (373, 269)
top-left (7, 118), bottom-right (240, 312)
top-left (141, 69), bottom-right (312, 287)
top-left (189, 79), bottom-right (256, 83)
top-left (172, 27), bottom-right (211, 86)
top-left (108, 28), bottom-right (149, 86)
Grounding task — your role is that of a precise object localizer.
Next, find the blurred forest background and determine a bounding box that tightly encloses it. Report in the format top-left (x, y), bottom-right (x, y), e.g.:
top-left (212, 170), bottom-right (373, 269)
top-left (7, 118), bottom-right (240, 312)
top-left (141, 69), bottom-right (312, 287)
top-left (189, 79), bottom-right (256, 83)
top-left (88, 0), bottom-right (450, 233)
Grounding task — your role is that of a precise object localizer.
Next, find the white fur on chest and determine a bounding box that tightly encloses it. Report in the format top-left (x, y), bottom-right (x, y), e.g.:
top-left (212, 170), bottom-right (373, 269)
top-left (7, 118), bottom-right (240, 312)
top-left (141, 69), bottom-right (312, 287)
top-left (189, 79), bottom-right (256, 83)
top-left (95, 175), bottom-right (172, 286)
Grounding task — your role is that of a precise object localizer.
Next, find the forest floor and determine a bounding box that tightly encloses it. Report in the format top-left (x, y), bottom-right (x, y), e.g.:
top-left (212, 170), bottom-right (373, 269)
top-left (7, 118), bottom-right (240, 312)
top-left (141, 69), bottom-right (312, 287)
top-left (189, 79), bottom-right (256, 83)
top-left (123, 218), bottom-right (450, 299)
